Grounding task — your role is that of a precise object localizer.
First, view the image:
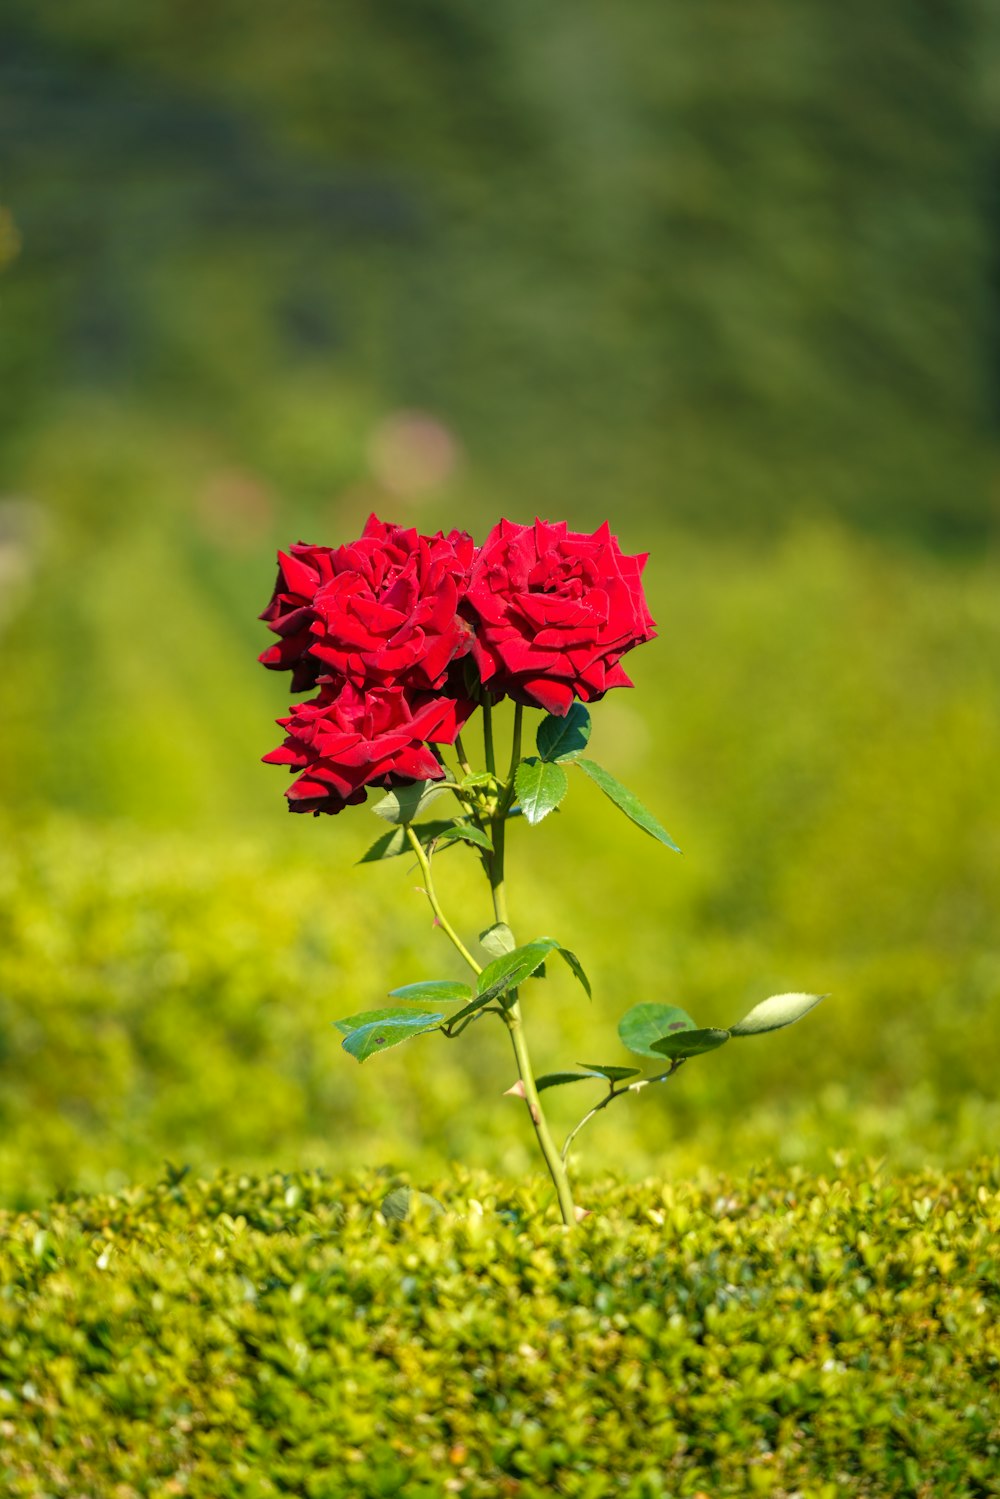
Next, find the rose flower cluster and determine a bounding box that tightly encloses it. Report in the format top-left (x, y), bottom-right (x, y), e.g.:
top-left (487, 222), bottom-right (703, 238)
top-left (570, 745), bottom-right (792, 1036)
top-left (260, 515), bottom-right (655, 814)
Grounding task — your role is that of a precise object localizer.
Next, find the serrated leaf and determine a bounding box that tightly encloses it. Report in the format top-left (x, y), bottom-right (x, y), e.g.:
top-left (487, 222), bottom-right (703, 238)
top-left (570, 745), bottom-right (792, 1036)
top-left (649, 1027), bottom-right (731, 1059)
top-left (554, 944), bottom-right (591, 998)
top-left (575, 758), bottom-right (680, 851)
top-left (534, 1072), bottom-right (595, 1092)
top-left (618, 1002), bottom-right (697, 1058)
top-left (476, 939), bottom-right (558, 1003)
top-left (434, 824), bottom-right (493, 852)
top-left (729, 992), bottom-right (826, 1037)
top-left (334, 1008), bottom-right (444, 1062)
top-left (332, 1006), bottom-right (440, 1035)
top-left (388, 981), bottom-right (471, 1005)
top-left (358, 827), bottom-right (408, 863)
top-left (358, 821), bottom-right (454, 863)
top-left (577, 1063), bottom-right (641, 1082)
top-left (331, 1007), bottom-right (402, 1035)
top-left (479, 922), bottom-right (516, 958)
top-left (371, 780), bottom-right (457, 825)
top-left (536, 703), bottom-right (592, 763)
top-left (515, 760), bottom-right (569, 825)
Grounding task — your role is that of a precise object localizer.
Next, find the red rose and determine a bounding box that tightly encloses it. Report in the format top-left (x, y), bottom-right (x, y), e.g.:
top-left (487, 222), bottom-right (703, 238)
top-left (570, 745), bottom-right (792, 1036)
top-left (263, 682), bottom-right (475, 816)
top-left (463, 518), bottom-right (656, 716)
top-left (308, 515), bottom-right (475, 692)
top-left (259, 543), bottom-right (337, 693)
top-left (259, 516), bottom-right (476, 696)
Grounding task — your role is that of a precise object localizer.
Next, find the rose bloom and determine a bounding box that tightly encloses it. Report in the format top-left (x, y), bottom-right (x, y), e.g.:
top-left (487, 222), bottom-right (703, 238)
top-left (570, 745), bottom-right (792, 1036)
top-left (464, 518), bottom-right (656, 715)
top-left (259, 515), bottom-right (476, 695)
top-left (258, 542), bottom-right (337, 693)
top-left (263, 682), bottom-right (474, 815)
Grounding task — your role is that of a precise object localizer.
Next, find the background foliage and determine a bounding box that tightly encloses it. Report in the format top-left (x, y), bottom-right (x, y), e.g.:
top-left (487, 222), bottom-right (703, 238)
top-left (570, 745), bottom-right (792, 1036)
top-left (2, 528), bottom-right (998, 1205)
top-left (2, 0), bottom-right (998, 539)
top-left (1, 2), bottom-right (999, 1207)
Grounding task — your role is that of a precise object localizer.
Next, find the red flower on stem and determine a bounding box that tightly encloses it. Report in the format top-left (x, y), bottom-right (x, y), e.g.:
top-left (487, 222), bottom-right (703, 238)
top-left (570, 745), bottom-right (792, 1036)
top-left (263, 682), bottom-right (475, 816)
top-left (463, 518), bottom-right (656, 716)
top-left (258, 543), bottom-right (337, 693)
top-left (259, 515), bottom-right (476, 697)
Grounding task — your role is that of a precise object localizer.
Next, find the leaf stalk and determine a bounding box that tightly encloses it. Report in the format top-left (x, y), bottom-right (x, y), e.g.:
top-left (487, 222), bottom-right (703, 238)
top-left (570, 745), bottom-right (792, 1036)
top-left (404, 826), bottom-right (481, 976)
top-left (561, 1060), bottom-right (686, 1164)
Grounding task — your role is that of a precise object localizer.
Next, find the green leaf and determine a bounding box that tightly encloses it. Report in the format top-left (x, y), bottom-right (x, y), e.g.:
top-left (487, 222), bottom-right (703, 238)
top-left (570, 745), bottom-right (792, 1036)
top-left (433, 824), bottom-right (493, 852)
top-left (577, 1063), bottom-right (641, 1082)
top-left (371, 780), bottom-right (457, 825)
top-left (358, 821), bottom-right (453, 863)
top-left (553, 944), bottom-right (591, 999)
top-left (729, 992), bottom-right (826, 1037)
top-left (476, 939), bottom-right (559, 1003)
top-left (358, 827), bottom-right (408, 863)
top-left (479, 922), bottom-right (516, 958)
top-left (534, 1072), bottom-right (595, 1092)
top-left (334, 1008), bottom-right (444, 1062)
top-left (535, 1061), bottom-right (643, 1091)
top-left (515, 760), bottom-right (569, 825)
top-left (575, 758), bottom-right (680, 851)
top-left (649, 1027), bottom-right (731, 1059)
top-left (536, 703), bottom-right (592, 763)
top-left (618, 1002), bottom-right (697, 1058)
top-left (332, 1006), bottom-right (440, 1035)
top-left (387, 981), bottom-right (471, 1005)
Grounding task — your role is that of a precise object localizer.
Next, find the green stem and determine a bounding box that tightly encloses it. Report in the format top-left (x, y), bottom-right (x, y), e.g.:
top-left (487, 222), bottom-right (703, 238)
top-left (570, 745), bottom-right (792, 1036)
top-left (497, 703), bottom-right (523, 820)
top-left (561, 1061), bottom-right (686, 1164)
top-left (561, 1088), bottom-right (619, 1164)
top-left (489, 794), bottom-right (508, 926)
top-left (454, 733), bottom-right (472, 778)
top-left (404, 826), bottom-right (481, 977)
top-left (504, 1000), bottom-right (577, 1225)
top-left (507, 703), bottom-right (523, 780)
top-left (483, 698), bottom-right (496, 776)
top-left (489, 704), bottom-right (577, 1227)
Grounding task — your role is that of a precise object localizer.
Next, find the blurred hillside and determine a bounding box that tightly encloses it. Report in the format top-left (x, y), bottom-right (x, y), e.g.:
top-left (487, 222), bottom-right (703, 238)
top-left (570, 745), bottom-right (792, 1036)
top-left (2, 0), bottom-right (997, 540)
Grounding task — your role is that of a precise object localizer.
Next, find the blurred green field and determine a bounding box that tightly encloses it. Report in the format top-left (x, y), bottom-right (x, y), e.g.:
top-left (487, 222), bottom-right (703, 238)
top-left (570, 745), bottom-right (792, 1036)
top-left (2, 490), bottom-right (997, 1207)
top-left (2, 1), bottom-right (997, 542)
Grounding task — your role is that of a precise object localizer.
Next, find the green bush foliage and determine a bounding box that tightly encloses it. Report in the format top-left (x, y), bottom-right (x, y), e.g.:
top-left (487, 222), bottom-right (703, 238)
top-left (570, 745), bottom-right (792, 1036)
top-left (1, 1161), bottom-right (997, 1497)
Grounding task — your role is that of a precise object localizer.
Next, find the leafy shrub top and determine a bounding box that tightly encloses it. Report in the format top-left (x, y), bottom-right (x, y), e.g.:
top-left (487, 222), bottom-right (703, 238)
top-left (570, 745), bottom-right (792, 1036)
top-left (1, 1160), bottom-right (997, 1498)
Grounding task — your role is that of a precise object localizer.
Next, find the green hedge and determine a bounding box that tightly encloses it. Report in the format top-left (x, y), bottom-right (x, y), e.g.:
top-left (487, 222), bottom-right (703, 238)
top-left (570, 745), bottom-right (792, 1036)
top-left (1, 1161), bottom-right (997, 1497)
